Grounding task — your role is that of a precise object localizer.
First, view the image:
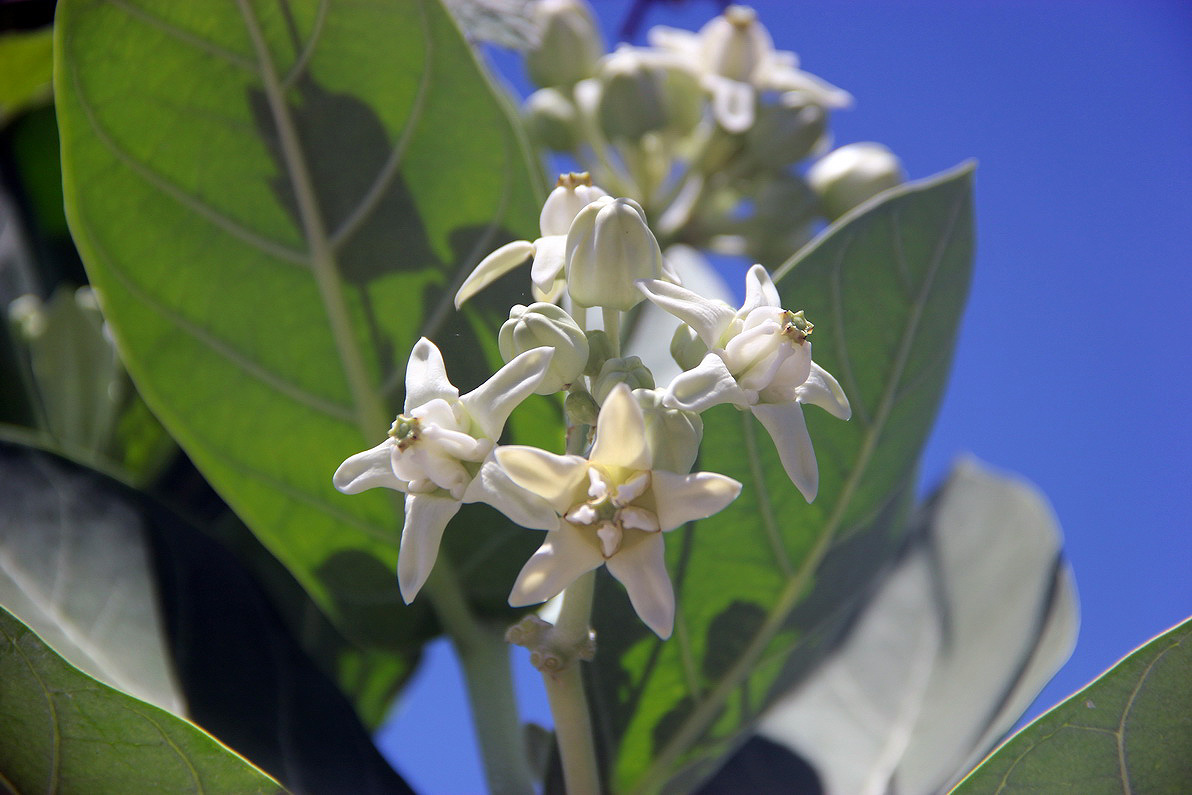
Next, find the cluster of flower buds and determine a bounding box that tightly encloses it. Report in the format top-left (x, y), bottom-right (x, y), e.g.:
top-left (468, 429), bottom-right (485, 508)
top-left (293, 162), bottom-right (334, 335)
top-left (335, 170), bottom-right (850, 639)
top-left (519, 2), bottom-right (907, 265)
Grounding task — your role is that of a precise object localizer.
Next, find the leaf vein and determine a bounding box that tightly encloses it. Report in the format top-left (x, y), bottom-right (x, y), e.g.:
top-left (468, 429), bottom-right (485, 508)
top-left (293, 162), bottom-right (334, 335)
top-left (106, 0), bottom-right (257, 73)
top-left (280, 0), bottom-right (329, 90)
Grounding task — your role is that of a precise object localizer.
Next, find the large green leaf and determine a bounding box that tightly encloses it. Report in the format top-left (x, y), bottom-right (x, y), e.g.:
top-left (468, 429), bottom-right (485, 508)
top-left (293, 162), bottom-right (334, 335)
top-left (587, 164), bottom-right (976, 792)
top-left (0, 604), bottom-right (285, 793)
top-left (953, 616), bottom-right (1192, 794)
top-left (0, 28), bottom-right (54, 126)
top-left (55, 0), bottom-right (552, 651)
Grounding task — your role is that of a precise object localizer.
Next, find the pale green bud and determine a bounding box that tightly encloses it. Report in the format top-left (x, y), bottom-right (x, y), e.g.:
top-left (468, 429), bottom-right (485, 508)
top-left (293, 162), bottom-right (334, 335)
top-left (592, 356), bottom-right (654, 405)
top-left (499, 303), bottom-right (589, 394)
top-left (523, 88), bottom-right (580, 151)
top-left (670, 323), bottom-right (709, 371)
top-left (807, 142), bottom-right (906, 220)
top-left (596, 46), bottom-right (702, 141)
top-left (699, 5), bottom-right (774, 82)
top-left (526, 0), bottom-right (603, 88)
top-left (746, 92), bottom-right (827, 167)
top-left (583, 329), bottom-right (614, 376)
top-left (564, 388), bottom-right (600, 426)
top-left (633, 388), bottom-right (703, 473)
top-left (566, 196), bottom-right (663, 310)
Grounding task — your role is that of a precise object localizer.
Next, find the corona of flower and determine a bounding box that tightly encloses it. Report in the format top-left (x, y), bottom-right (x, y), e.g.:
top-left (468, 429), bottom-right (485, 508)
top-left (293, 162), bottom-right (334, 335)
top-left (638, 264), bottom-right (851, 501)
top-left (333, 338), bottom-right (556, 601)
top-left (494, 384), bottom-right (741, 638)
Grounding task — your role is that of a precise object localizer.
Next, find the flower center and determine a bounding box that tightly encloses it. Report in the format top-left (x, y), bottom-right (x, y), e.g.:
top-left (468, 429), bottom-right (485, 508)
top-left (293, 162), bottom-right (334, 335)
top-left (388, 414), bottom-right (422, 452)
top-left (781, 309), bottom-right (813, 344)
top-left (564, 469), bottom-right (660, 558)
top-left (556, 171), bottom-right (593, 189)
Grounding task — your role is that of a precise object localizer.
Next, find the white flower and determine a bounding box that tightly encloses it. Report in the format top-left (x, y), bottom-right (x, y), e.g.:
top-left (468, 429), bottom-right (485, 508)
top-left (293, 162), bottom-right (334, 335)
top-left (455, 173), bottom-right (608, 307)
top-left (637, 264), bottom-right (851, 501)
top-left (494, 384), bottom-right (741, 638)
top-left (648, 5), bottom-right (851, 133)
top-left (566, 195), bottom-right (664, 310)
top-left (333, 338), bottom-right (557, 602)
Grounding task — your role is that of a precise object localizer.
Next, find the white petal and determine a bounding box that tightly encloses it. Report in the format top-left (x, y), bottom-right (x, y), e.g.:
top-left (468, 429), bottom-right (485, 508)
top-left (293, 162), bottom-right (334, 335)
top-left (664, 352), bottom-right (751, 412)
top-left (762, 63), bottom-right (853, 108)
top-left (752, 402), bottom-right (818, 502)
top-left (494, 446), bottom-right (589, 514)
top-left (529, 236), bottom-right (566, 293)
top-left (590, 384), bottom-right (651, 471)
top-left (460, 346), bottom-right (554, 440)
top-left (636, 278), bottom-right (737, 349)
top-left (707, 75), bottom-right (756, 134)
top-left (454, 239), bottom-right (535, 308)
top-left (509, 525), bottom-right (604, 607)
top-left (741, 264), bottom-right (782, 313)
top-left (651, 470), bottom-right (742, 531)
top-left (332, 439), bottom-right (409, 494)
top-left (796, 361), bottom-right (852, 420)
top-left (405, 338), bottom-right (459, 411)
top-left (462, 458), bottom-right (559, 530)
top-left (398, 493), bottom-right (461, 603)
top-left (646, 25), bottom-right (701, 58)
top-left (605, 532), bottom-right (675, 639)
top-left (532, 275), bottom-right (566, 304)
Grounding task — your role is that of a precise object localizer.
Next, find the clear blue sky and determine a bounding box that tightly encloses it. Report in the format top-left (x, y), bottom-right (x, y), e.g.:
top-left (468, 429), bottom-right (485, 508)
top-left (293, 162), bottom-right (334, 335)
top-left (380, 2), bottom-right (1192, 791)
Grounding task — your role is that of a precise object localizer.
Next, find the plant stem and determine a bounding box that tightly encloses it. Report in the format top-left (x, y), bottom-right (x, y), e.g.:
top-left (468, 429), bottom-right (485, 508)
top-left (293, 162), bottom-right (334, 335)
top-left (544, 570), bottom-right (600, 794)
top-left (425, 561), bottom-right (534, 794)
top-left (602, 308), bottom-right (621, 357)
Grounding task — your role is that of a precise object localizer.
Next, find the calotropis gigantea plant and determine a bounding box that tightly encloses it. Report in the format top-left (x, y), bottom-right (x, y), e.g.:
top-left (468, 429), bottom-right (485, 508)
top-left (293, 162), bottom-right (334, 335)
top-left (335, 168), bottom-right (851, 791)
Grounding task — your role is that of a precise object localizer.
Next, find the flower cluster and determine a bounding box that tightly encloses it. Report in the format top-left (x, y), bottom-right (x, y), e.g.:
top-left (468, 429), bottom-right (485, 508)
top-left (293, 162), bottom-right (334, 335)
top-left (519, 2), bottom-right (907, 267)
top-left (335, 165), bottom-right (850, 638)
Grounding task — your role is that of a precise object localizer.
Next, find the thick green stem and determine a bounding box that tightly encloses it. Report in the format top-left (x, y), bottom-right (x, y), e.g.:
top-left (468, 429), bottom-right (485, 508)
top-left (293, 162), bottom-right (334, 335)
top-left (602, 308), bottom-right (622, 357)
top-left (544, 570), bottom-right (600, 794)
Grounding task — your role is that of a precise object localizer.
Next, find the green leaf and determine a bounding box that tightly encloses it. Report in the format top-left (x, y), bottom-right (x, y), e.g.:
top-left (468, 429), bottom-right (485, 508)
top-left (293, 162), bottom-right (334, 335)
top-left (953, 616), bottom-right (1192, 794)
top-left (0, 441), bottom-right (183, 715)
top-left (755, 458), bottom-right (1078, 794)
top-left (0, 603), bottom-right (285, 793)
top-left (55, 0), bottom-right (551, 651)
top-left (588, 163), bottom-right (976, 792)
top-left (0, 28), bottom-right (54, 126)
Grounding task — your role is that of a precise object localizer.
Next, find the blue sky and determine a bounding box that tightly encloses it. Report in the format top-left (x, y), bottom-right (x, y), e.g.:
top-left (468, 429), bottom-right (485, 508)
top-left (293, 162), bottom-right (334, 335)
top-left (380, 2), bottom-right (1192, 790)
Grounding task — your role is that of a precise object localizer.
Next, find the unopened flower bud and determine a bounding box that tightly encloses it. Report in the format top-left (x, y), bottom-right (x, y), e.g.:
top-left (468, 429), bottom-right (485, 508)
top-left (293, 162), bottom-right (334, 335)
top-left (566, 196), bottom-right (664, 310)
top-left (670, 323), bottom-right (709, 371)
top-left (499, 303), bottom-right (589, 394)
top-left (592, 356), bottom-right (654, 404)
top-left (564, 388), bottom-right (600, 426)
top-left (583, 329), bottom-right (615, 376)
top-left (523, 88), bottom-right (580, 151)
top-left (807, 142), bottom-right (906, 220)
top-left (746, 92), bottom-right (827, 166)
top-left (699, 5), bottom-right (773, 82)
top-left (526, 0), bottom-right (603, 88)
top-left (597, 47), bottom-right (702, 141)
top-left (633, 388), bottom-right (703, 473)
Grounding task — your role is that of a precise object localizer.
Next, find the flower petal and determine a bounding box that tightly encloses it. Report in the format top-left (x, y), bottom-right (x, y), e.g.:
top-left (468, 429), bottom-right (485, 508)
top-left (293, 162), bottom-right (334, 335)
top-left (707, 74), bottom-right (756, 133)
top-left (454, 239), bottom-right (535, 308)
top-left (333, 439), bottom-right (408, 494)
top-left (590, 384), bottom-right (651, 471)
top-left (636, 278), bottom-right (737, 349)
top-left (605, 532), bottom-right (675, 638)
top-left (751, 402), bottom-right (818, 502)
top-left (398, 493), bottom-right (461, 602)
top-left (494, 446), bottom-right (589, 514)
top-left (651, 470), bottom-right (742, 531)
top-left (405, 338), bottom-right (459, 411)
top-left (796, 361), bottom-right (852, 420)
top-left (460, 346), bottom-right (554, 440)
top-left (664, 352), bottom-right (751, 412)
top-left (741, 264), bottom-right (781, 313)
top-left (509, 524), bottom-right (604, 607)
top-left (529, 235), bottom-right (566, 292)
top-left (463, 458), bottom-right (559, 530)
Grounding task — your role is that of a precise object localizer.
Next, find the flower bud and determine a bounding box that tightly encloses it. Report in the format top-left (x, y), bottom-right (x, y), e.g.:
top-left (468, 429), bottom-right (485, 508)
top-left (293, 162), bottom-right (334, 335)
top-left (807, 142), bottom-right (906, 220)
top-left (592, 356), bottom-right (654, 405)
top-left (499, 303), bottom-right (589, 394)
top-left (526, 0), bottom-right (603, 88)
top-left (633, 388), bottom-right (703, 473)
top-left (746, 92), bottom-right (827, 167)
top-left (540, 172), bottom-right (608, 237)
top-left (596, 47), bottom-right (702, 141)
top-left (523, 88), bottom-right (581, 152)
top-left (583, 329), bottom-right (615, 376)
top-left (670, 323), bottom-right (709, 371)
top-left (564, 388), bottom-right (600, 426)
top-left (566, 196), bottom-right (664, 310)
top-left (699, 5), bottom-right (774, 82)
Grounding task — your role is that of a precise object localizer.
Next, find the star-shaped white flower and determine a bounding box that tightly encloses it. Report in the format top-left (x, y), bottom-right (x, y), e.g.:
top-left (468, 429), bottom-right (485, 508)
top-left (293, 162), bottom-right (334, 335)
top-left (455, 173), bottom-right (609, 307)
top-left (637, 264), bottom-right (851, 502)
top-left (494, 384), bottom-right (741, 638)
top-left (647, 5), bottom-right (851, 133)
top-left (333, 338), bottom-right (557, 602)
